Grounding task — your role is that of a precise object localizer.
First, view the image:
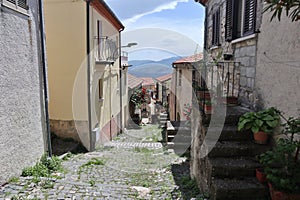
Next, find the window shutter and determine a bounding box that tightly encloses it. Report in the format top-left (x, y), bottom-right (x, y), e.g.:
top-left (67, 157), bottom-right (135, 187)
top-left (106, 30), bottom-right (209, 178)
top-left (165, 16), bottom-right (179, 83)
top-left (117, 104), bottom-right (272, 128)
top-left (212, 8), bottom-right (220, 46)
top-left (225, 0), bottom-right (233, 41)
top-left (216, 8), bottom-right (220, 45)
top-left (17, 0), bottom-right (28, 10)
top-left (7, 0), bottom-right (16, 4)
top-left (204, 17), bottom-right (207, 49)
top-left (212, 12), bottom-right (216, 46)
top-left (243, 0), bottom-right (256, 36)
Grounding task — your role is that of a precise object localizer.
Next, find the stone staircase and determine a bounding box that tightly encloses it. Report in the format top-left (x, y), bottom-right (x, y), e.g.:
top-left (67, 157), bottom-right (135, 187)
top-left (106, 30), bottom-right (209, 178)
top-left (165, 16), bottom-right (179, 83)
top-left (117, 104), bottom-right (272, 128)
top-left (159, 113), bottom-right (168, 128)
top-left (166, 121), bottom-right (191, 155)
top-left (199, 106), bottom-right (270, 200)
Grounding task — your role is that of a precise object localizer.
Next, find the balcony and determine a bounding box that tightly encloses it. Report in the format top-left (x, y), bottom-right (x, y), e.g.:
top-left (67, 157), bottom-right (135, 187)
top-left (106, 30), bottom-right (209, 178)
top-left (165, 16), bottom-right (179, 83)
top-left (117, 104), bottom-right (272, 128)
top-left (94, 36), bottom-right (118, 64)
top-left (121, 51), bottom-right (128, 66)
top-left (193, 61), bottom-right (241, 114)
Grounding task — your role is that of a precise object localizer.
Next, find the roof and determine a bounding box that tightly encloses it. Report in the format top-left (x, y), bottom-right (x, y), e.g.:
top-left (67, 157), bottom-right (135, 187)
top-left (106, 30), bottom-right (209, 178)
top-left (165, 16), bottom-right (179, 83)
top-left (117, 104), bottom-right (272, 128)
top-left (155, 73), bottom-right (172, 83)
top-left (128, 74), bottom-right (143, 90)
top-left (91, 0), bottom-right (124, 31)
top-left (173, 53), bottom-right (203, 65)
top-left (141, 77), bottom-right (155, 86)
top-left (194, 0), bottom-right (208, 6)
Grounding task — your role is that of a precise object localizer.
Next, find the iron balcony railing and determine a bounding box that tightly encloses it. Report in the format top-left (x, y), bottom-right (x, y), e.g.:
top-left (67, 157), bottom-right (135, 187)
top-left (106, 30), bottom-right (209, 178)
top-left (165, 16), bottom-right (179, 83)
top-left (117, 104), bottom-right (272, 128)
top-left (121, 51), bottom-right (128, 66)
top-left (94, 36), bottom-right (118, 62)
top-left (193, 61), bottom-right (241, 114)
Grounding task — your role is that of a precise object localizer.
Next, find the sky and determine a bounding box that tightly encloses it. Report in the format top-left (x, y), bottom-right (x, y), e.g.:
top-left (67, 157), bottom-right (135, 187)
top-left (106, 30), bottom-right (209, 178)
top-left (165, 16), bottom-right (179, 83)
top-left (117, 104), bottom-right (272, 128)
top-left (105, 0), bottom-right (205, 61)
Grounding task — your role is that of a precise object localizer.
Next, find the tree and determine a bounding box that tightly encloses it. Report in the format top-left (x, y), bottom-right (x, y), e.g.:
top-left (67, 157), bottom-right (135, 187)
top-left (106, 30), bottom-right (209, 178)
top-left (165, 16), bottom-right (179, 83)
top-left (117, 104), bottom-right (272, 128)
top-left (264, 0), bottom-right (300, 21)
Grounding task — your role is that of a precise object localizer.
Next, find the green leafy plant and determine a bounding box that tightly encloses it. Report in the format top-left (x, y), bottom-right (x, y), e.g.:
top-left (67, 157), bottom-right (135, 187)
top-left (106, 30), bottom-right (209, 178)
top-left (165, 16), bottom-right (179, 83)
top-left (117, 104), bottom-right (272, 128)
top-left (259, 139), bottom-right (300, 193)
top-left (238, 107), bottom-right (280, 134)
top-left (21, 154), bottom-right (63, 178)
top-left (204, 100), bottom-right (212, 106)
top-left (130, 88), bottom-right (150, 108)
top-left (258, 115), bottom-right (300, 194)
top-left (264, 0), bottom-right (300, 22)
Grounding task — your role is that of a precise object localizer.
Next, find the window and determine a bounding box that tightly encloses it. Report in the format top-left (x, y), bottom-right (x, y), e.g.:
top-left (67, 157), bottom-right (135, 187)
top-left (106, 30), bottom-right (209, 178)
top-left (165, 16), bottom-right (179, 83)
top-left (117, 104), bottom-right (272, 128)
top-left (98, 79), bottom-right (103, 100)
top-left (211, 8), bottom-right (220, 46)
top-left (225, 0), bottom-right (256, 41)
top-left (97, 20), bottom-right (102, 60)
top-left (178, 70), bottom-right (182, 86)
top-left (2, 0), bottom-right (28, 14)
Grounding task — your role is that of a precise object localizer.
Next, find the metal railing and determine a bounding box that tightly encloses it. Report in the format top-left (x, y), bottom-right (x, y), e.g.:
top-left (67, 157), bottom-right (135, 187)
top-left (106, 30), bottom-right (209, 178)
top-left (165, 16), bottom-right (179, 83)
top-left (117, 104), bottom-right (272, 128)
top-left (94, 36), bottom-right (118, 62)
top-left (193, 61), bottom-right (240, 113)
top-left (204, 62), bottom-right (240, 97)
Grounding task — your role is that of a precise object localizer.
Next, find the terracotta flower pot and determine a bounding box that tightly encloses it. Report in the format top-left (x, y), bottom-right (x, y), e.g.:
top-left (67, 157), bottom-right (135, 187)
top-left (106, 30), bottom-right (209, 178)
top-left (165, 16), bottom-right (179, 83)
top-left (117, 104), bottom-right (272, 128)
top-left (199, 91), bottom-right (211, 100)
top-left (268, 182), bottom-right (300, 200)
top-left (204, 104), bottom-right (212, 114)
top-left (256, 168), bottom-right (267, 183)
top-left (223, 96), bottom-right (238, 105)
top-left (254, 131), bottom-right (269, 144)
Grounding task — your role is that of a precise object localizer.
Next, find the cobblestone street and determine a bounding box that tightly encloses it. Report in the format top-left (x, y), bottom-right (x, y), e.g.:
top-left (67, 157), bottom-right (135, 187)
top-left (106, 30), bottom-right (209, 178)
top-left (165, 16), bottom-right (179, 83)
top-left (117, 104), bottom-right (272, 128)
top-left (0, 125), bottom-right (205, 200)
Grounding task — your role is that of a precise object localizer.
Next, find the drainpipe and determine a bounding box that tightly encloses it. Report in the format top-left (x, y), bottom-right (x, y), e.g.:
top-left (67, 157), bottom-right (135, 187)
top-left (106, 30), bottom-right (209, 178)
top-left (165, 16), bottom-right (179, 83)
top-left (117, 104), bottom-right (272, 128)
top-left (119, 32), bottom-right (123, 134)
top-left (38, 0), bottom-right (52, 157)
top-left (172, 64), bottom-right (177, 121)
top-left (86, 0), bottom-right (94, 151)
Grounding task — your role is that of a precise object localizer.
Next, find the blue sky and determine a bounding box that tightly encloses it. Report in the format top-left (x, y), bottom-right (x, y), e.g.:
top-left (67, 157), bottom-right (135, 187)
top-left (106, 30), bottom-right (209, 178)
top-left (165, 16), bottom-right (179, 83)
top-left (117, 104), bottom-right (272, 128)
top-left (105, 0), bottom-right (205, 61)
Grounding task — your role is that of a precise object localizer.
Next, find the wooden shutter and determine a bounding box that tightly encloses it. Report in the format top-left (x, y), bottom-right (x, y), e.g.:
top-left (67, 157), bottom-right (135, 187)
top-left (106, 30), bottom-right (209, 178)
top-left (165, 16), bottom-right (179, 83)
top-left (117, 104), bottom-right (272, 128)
top-left (97, 20), bottom-right (102, 60)
top-left (216, 8), bottom-right (220, 45)
top-left (204, 16), bottom-right (207, 50)
top-left (17, 0), bottom-right (27, 10)
top-left (243, 0), bottom-right (256, 36)
top-left (212, 8), bottom-right (220, 46)
top-left (225, 0), bottom-right (233, 41)
top-left (212, 12), bottom-right (216, 45)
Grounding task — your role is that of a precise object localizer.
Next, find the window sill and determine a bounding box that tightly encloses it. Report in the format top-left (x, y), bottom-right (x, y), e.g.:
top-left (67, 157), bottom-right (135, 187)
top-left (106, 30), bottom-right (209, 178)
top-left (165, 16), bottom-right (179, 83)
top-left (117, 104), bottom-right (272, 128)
top-left (231, 34), bottom-right (257, 44)
top-left (209, 45), bottom-right (221, 51)
top-left (1, 3), bottom-right (29, 16)
top-left (99, 98), bottom-right (104, 102)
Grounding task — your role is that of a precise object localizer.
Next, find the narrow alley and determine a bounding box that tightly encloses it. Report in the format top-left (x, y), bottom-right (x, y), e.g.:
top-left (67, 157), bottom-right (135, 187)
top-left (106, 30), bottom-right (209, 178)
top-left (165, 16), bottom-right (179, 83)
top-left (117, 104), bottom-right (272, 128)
top-left (0, 125), bottom-right (205, 200)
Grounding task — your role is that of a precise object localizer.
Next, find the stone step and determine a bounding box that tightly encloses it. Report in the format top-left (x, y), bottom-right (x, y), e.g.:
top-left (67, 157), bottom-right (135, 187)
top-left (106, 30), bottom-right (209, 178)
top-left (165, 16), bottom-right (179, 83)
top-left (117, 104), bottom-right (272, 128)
top-left (205, 126), bottom-right (253, 141)
top-left (167, 135), bottom-right (175, 142)
top-left (208, 141), bottom-right (270, 158)
top-left (210, 178), bottom-right (268, 200)
top-left (203, 106), bottom-right (252, 126)
top-left (208, 157), bottom-right (260, 178)
top-left (167, 142), bottom-right (190, 155)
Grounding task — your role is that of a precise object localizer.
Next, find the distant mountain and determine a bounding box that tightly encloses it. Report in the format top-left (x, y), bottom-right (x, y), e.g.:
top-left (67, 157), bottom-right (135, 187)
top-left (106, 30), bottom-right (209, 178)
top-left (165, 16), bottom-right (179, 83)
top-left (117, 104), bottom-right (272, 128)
top-left (128, 56), bottom-right (181, 78)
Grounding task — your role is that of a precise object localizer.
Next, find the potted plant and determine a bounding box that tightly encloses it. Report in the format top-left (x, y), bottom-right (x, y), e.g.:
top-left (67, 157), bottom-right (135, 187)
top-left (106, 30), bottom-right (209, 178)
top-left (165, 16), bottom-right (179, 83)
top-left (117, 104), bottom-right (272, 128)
top-left (204, 100), bottom-right (212, 114)
top-left (258, 116), bottom-right (300, 200)
top-left (238, 107), bottom-right (280, 144)
top-left (261, 139), bottom-right (300, 200)
top-left (222, 96), bottom-right (238, 105)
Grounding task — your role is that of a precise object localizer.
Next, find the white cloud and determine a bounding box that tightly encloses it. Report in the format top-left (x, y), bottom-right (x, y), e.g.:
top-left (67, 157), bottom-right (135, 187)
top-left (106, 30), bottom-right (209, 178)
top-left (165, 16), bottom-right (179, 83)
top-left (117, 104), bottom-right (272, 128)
top-left (122, 28), bottom-right (202, 61)
top-left (106, 0), bottom-right (189, 27)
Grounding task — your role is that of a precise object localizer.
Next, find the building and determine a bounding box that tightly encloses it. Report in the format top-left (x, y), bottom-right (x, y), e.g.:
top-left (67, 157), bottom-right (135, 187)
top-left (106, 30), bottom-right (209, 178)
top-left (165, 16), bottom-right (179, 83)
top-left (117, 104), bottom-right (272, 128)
top-left (192, 0), bottom-right (300, 198)
top-left (127, 73), bottom-right (143, 124)
top-left (195, 0), bottom-right (299, 116)
top-left (44, 0), bottom-right (125, 150)
top-left (169, 54), bottom-right (203, 121)
top-left (140, 77), bottom-right (155, 93)
top-left (155, 73), bottom-right (172, 105)
top-left (0, 0), bottom-right (50, 183)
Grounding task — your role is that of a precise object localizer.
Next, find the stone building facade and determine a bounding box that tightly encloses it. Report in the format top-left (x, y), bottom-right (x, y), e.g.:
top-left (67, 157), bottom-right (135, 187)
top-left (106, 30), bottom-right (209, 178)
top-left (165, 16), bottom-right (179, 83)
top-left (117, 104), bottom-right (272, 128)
top-left (192, 0), bottom-right (300, 197)
top-left (0, 0), bottom-right (48, 184)
top-left (201, 0), bottom-right (263, 109)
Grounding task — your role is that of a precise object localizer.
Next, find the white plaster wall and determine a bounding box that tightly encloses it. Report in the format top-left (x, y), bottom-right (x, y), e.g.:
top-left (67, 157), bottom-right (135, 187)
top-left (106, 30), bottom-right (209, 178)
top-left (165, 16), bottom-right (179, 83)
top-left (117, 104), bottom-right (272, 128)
top-left (256, 13), bottom-right (300, 117)
top-left (176, 66), bottom-right (193, 121)
top-left (0, 0), bottom-right (45, 184)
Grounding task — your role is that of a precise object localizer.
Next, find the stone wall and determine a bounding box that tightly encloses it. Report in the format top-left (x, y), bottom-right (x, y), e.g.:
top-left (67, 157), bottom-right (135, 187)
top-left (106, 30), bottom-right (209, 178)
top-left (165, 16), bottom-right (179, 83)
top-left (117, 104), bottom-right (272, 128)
top-left (50, 120), bottom-right (81, 141)
top-left (203, 0), bottom-right (263, 109)
top-left (0, 0), bottom-right (46, 184)
top-left (256, 12), bottom-right (300, 116)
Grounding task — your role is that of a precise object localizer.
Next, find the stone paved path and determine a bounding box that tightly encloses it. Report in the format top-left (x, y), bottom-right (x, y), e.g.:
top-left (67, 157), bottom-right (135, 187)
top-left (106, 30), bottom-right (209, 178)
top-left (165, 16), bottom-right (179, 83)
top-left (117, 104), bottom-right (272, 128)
top-left (0, 125), bottom-right (205, 200)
